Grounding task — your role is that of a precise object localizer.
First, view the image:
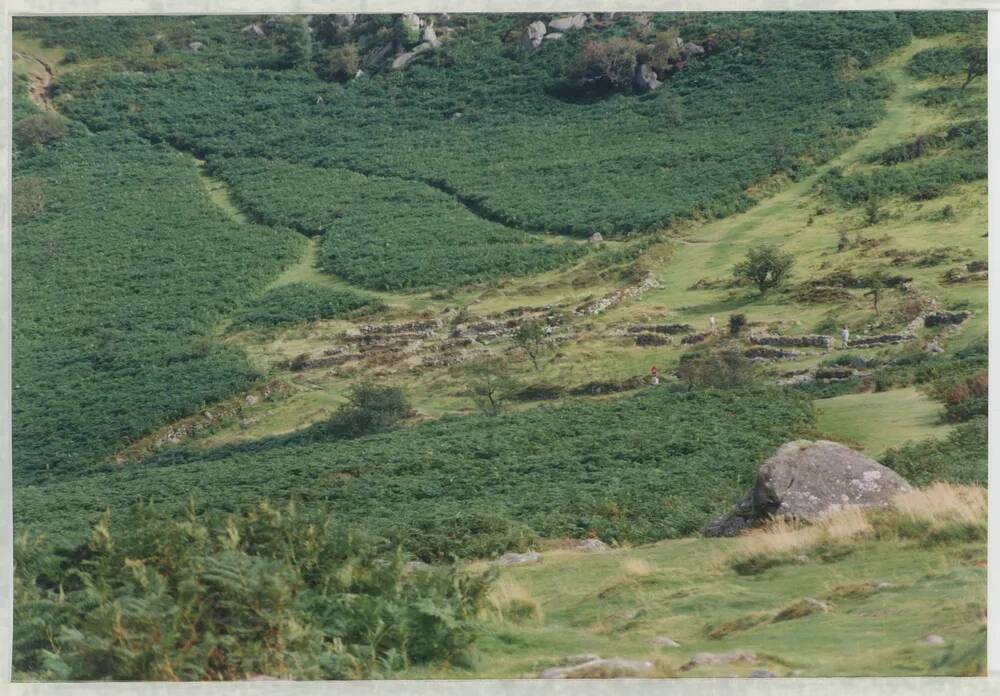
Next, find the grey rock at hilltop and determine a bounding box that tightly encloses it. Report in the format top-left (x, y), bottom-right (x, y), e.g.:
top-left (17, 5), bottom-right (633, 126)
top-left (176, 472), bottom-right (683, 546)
top-left (703, 440), bottom-right (911, 536)
top-left (520, 21), bottom-right (547, 50)
top-left (495, 551), bottom-right (541, 566)
top-left (539, 656), bottom-right (654, 678)
top-left (588, 232), bottom-right (604, 244)
top-left (634, 63), bottom-right (662, 93)
top-left (548, 13), bottom-right (588, 32)
top-left (187, 41), bottom-right (206, 53)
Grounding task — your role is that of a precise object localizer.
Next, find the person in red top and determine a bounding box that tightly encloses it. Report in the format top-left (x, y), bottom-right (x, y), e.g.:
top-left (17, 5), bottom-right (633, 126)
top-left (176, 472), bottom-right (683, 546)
top-left (650, 366), bottom-right (659, 386)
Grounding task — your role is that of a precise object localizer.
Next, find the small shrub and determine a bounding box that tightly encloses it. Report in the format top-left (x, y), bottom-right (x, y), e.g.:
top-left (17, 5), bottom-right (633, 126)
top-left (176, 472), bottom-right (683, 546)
top-left (677, 349), bottom-right (754, 388)
top-left (728, 313), bottom-right (747, 337)
top-left (578, 37), bottom-right (644, 91)
top-left (13, 113), bottom-right (67, 151)
top-left (318, 44), bottom-right (360, 83)
top-left (326, 382), bottom-right (411, 437)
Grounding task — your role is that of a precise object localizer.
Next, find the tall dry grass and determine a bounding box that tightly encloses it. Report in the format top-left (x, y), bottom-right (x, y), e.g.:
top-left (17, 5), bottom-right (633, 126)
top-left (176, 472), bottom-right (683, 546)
top-left (724, 483), bottom-right (985, 573)
top-left (486, 577), bottom-right (543, 624)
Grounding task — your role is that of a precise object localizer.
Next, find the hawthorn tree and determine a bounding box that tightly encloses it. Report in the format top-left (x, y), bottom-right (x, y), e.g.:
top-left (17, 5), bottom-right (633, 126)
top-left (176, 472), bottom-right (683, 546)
top-left (733, 244), bottom-right (795, 295)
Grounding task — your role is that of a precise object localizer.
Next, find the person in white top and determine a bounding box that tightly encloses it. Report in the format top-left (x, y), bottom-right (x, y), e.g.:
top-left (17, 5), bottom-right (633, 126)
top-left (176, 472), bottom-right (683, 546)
top-left (840, 325), bottom-right (850, 349)
top-left (708, 315), bottom-right (717, 333)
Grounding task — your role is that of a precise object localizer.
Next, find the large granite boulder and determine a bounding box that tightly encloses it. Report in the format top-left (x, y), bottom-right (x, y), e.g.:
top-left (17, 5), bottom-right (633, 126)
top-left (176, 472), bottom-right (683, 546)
top-left (703, 440), bottom-right (911, 536)
top-left (520, 21), bottom-right (547, 50)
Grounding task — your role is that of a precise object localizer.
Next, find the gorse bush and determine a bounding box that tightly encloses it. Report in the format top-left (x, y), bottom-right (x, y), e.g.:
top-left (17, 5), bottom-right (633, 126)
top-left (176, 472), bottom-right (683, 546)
top-left (13, 501), bottom-right (493, 680)
top-left (226, 283), bottom-right (385, 332)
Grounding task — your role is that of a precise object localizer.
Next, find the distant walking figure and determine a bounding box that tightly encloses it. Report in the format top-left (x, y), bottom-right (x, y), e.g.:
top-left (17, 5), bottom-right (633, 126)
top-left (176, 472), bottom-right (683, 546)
top-left (650, 366), bottom-right (660, 386)
top-left (840, 325), bottom-right (850, 349)
top-left (708, 315), bottom-right (717, 333)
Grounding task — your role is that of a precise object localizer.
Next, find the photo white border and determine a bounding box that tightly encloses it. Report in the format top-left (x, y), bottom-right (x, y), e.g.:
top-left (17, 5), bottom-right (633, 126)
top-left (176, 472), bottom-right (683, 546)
top-left (2, 1), bottom-right (998, 693)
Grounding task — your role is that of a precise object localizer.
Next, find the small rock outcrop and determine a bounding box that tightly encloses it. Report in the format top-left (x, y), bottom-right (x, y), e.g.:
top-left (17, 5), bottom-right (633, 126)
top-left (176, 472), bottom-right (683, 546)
top-left (703, 440), bottom-right (911, 536)
top-left (495, 551), bottom-right (541, 566)
top-left (922, 634), bottom-right (946, 645)
top-left (634, 63), bottom-right (663, 93)
top-left (681, 650), bottom-right (757, 671)
top-left (548, 13), bottom-right (589, 32)
top-left (588, 232), bottom-right (604, 244)
top-left (539, 656), bottom-right (654, 679)
top-left (572, 538), bottom-right (610, 552)
top-left (187, 41), bottom-right (206, 53)
top-left (654, 636), bottom-right (681, 647)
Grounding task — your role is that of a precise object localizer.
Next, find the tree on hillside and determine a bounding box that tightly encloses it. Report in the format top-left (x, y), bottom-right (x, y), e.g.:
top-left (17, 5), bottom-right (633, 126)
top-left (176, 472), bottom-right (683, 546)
top-left (864, 268), bottom-right (888, 318)
top-left (961, 44), bottom-right (987, 89)
top-left (464, 357), bottom-right (520, 416)
top-left (513, 321), bottom-right (549, 371)
top-left (733, 244), bottom-right (795, 295)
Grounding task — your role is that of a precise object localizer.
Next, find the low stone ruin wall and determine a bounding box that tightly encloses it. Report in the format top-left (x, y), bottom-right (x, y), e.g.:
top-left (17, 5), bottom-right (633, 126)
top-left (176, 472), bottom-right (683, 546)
top-left (635, 332), bottom-right (671, 347)
top-left (748, 334), bottom-right (833, 349)
top-left (627, 323), bottom-right (693, 335)
top-left (924, 311), bottom-right (972, 328)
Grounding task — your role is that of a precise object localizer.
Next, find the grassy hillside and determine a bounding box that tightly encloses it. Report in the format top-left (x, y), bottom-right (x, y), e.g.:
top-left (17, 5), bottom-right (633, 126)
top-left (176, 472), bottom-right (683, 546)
top-left (409, 484), bottom-right (986, 679)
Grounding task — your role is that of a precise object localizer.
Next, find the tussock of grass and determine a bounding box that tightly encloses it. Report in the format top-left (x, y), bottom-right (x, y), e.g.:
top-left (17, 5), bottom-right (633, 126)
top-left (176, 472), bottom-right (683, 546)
top-left (487, 578), bottom-right (543, 624)
top-left (705, 612), bottom-right (773, 640)
top-left (727, 484), bottom-right (985, 575)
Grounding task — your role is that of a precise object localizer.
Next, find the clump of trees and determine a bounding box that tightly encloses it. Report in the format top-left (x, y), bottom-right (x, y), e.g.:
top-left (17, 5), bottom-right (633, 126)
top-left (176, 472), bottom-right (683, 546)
top-left (733, 244), bottom-right (795, 295)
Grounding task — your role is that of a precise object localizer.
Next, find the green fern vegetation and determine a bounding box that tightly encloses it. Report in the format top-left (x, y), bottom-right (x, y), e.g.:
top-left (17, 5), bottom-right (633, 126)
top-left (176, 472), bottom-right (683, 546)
top-left (16, 387), bottom-right (814, 560)
top-left (12, 131), bottom-right (303, 485)
top-left (14, 501), bottom-right (493, 680)
top-left (211, 158), bottom-right (586, 290)
top-left (226, 283), bottom-right (386, 331)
